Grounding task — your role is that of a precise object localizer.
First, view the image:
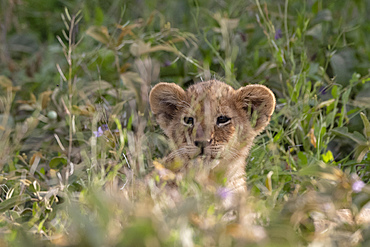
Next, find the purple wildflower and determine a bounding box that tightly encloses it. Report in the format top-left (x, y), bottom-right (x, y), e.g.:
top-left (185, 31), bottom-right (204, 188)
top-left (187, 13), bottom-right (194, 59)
top-left (93, 128), bottom-right (103, 137)
top-left (274, 28), bottom-right (282, 40)
top-left (318, 86), bottom-right (328, 95)
top-left (93, 124), bottom-right (108, 137)
top-left (163, 60), bottom-right (172, 67)
top-left (352, 180), bottom-right (365, 193)
top-left (101, 124), bottom-right (108, 131)
top-left (217, 187), bottom-right (231, 200)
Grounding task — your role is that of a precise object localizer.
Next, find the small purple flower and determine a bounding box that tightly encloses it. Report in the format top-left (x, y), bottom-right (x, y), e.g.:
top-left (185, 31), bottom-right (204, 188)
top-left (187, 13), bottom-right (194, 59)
top-left (93, 124), bottom-right (108, 137)
top-left (101, 124), bottom-right (108, 131)
top-left (217, 187), bottom-right (231, 200)
top-left (352, 180), bottom-right (365, 193)
top-left (93, 128), bottom-right (103, 137)
top-left (318, 86), bottom-right (328, 95)
top-left (163, 60), bottom-right (172, 67)
top-left (274, 28), bottom-right (282, 40)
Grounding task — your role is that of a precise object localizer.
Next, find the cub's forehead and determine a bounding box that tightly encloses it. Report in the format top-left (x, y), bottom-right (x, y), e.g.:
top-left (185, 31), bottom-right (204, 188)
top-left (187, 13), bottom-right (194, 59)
top-left (186, 80), bottom-right (235, 100)
top-left (183, 81), bottom-right (236, 116)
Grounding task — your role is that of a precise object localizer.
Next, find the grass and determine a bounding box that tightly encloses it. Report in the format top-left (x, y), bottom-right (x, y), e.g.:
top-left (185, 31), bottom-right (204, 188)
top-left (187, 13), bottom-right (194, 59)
top-left (1, 0), bottom-right (370, 246)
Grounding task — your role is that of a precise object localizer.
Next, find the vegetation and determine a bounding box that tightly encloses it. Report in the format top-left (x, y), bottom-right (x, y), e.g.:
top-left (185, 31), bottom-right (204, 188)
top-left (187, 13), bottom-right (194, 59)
top-left (1, 0), bottom-right (370, 246)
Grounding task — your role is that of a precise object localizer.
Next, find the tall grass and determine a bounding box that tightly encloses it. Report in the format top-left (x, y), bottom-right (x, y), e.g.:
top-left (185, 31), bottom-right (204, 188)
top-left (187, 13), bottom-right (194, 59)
top-left (1, 0), bottom-right (370, 246)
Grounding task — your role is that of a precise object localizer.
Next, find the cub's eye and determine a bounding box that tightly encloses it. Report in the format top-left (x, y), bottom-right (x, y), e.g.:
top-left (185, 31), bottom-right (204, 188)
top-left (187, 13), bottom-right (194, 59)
top-left (183, 117), bottom-right (194, 126)
top-left (217, 116), bottom-right (231, 126)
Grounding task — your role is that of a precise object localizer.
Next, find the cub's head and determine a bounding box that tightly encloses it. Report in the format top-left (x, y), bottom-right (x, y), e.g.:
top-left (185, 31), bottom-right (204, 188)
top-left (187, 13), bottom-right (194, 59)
top-left (149, 80), bottom-right (275, 167)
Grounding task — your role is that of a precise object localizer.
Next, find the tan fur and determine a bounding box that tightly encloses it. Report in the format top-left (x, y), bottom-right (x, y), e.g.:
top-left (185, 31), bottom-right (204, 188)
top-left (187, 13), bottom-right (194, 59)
top-left (149, 80), bottom-right (275, 202)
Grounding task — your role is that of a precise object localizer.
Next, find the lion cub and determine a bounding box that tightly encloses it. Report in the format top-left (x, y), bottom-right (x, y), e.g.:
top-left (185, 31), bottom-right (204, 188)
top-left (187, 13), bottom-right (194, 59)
top-left (149, 80), bottom-right (275, 202)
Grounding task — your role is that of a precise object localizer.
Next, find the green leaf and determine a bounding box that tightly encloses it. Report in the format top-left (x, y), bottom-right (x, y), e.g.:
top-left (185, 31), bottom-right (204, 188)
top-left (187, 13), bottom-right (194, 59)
top-left (298, 164), bottom-right (322, 176)
top-left (360, 112), bottom-right (370, 138)
top-left (297, 152), bottom-right (308, 165)
top-left (94, 7), bottom-right (104, 25)
top-left (306, 24), bottom-right (322, 41)
top-left (49, 157), bottom-right (67, 169)
top-left (320, 126), bottom-right (327, 136)
top-left (331, 127), bottom-right (367, 144)
top-left (314, 9), bottom-right (333, 23)
top-left (353, 131), bottom-right (368, 143)
top-left (273, 129), bottom-right (284, 142)
top-left (0, 195), bottom-right (31, 213)
top-left (330, 50), bottom-right (356, 84)
top-left (342, 87), bottom-right (351, 104)
top-left (354, 145), bottom-right (370, 162)
top-left (331, 85), bottom-right (339, 98)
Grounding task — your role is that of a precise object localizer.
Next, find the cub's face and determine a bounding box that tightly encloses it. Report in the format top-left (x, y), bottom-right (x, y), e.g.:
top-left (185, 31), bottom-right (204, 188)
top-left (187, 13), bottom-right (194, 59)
top-left (149, 80), bottom-right (275, 168)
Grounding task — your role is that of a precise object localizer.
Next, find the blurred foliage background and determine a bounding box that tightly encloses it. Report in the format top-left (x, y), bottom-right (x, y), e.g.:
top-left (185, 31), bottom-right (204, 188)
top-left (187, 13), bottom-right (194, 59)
top-left (1, 0), bottom-right (370, 246)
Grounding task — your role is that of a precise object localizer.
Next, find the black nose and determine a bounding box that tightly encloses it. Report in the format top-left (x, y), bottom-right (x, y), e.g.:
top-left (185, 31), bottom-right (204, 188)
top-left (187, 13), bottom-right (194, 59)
top-left (194, 141), bottom-right (208, 148)
top-left (194, 140), bottom-right (210, 155)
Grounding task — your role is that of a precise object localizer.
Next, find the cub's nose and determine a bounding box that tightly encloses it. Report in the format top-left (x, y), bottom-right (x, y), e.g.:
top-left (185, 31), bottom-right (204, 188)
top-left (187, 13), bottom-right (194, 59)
top-left (194, 140), bottom-right (211, 155)
top-left (194, 141), bottom-right (208, 148)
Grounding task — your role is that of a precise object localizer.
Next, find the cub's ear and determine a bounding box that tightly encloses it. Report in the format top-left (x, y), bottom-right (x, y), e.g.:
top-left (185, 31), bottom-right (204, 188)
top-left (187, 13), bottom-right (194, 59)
top-left (149, 82), bottom-right (187, 130)
top-left (235, 84), bottom-right (276, 132)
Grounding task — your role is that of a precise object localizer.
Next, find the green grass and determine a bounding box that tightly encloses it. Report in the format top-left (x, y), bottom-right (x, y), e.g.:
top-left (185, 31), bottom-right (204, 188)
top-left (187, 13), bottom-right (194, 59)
top-left (1, 0), bottom-right (370, 246)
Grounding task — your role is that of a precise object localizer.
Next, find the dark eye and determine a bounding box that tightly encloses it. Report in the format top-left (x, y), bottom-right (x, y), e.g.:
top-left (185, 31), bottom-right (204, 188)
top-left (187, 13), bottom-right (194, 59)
top-left (217, 116), bottom-right (231, 126)
top-left (183, 117), bottom-right (194, 126)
